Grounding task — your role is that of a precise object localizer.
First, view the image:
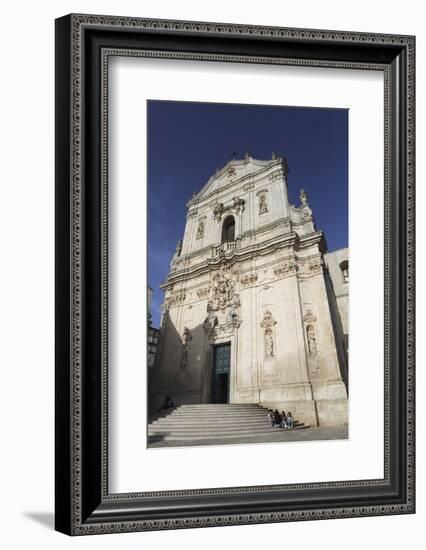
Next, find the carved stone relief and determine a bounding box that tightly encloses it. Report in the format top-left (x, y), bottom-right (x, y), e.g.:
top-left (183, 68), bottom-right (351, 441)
top-left (273, 258), bottom-right (297, 279)
top-left (296, 257), bottom-right (323, 278)
top-left (162, 290), bottom-right (186, 311)
top-left (210, 264), bottom-right (239, 311)
top-left (212, 196), bottom-right (245, 222)
top-left (227, 166), bottom-right (236, 180)
top-left (308, 258), bottom-right (322, 274)
top-left (202, 264), bottom-right (242, 341)
top-left (240, 272), bottom-right (258, 287)
top-left (172, 291), bottom-right (186, 304)
top-left (196, 287), bottom-right (209, 299)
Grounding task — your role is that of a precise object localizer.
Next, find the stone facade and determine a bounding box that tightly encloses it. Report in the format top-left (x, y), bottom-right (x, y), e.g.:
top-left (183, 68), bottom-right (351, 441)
top-left (150, 154), bottom-right (348, 427)
top-left (324, 249), bottom-right (349, 350)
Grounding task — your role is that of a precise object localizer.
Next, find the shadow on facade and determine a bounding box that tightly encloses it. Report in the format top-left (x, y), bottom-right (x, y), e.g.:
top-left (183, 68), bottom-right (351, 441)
top-left (324, 268), bottom-right (349, 393)
top-left (148, 310), bottom-right (214, 414)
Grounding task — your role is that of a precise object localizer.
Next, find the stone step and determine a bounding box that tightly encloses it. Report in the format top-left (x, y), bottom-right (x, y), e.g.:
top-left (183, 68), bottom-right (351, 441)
top-left (152, 407), bottom-right (270, 413)
top-left (151, 409), bottom-right (268, 416)
top-left (147, 404), bottom-right (307, 444)
top-left (149, 416), bottom-right (272, 423)
top-left (149, 423), bottom-right (305, 434)
top-left (151, 405), bottom-right (268, 410)
top-left (148, 432), bottom-right (309, 439)
top-left (150, 412), bottom-right (271, 420)
top-left (148, 426), bottom-right (310, 442)
top-left (169, 407), bottom-right (268, 412)
top-left (150, 418), bottom-right (300, 428)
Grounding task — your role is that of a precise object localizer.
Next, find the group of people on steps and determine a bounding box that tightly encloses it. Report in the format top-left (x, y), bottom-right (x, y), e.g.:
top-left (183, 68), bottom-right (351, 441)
top-left (267, 409), bottom-right (294, 429)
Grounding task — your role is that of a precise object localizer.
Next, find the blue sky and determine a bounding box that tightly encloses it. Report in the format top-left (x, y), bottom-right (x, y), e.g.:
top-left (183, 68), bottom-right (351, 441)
top-left (148, 100), bottom-right (348, 327)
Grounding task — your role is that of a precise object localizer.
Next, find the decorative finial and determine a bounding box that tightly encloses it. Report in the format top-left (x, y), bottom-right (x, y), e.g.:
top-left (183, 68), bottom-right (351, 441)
top-left (300, 189), bottom-right (308, 206)
top-left (176, 240), bottom-right (182, 256)
top-left (271, 152), bottom-right (277, 160)
top-left (244, 152), bottom-right (250, 159)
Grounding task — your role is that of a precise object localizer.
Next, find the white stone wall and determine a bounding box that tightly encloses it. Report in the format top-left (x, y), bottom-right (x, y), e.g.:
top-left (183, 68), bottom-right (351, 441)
top-left (152, 156), bottom-right (348, 427)
top-left (176, 157), bottom-right (291, 268)
top-left (324, 248), bottom-right (349, 340)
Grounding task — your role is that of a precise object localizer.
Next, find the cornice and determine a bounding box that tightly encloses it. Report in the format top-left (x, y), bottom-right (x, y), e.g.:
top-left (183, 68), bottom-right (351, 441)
top-left (187, 159), bottom-right (285, 209)
top-left (297, 231), bottom-right (325, 249)
top-left (162, 232), bottom-right (299, 288)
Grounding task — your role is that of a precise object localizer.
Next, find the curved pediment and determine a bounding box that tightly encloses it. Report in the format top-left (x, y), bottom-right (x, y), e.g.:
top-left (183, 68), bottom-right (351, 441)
top-left (187, 155), bottom-right (285, 206)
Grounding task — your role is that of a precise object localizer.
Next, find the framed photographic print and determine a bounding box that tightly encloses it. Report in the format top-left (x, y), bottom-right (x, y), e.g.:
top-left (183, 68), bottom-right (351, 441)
top-left (55, 14), bottom-right (415, 535)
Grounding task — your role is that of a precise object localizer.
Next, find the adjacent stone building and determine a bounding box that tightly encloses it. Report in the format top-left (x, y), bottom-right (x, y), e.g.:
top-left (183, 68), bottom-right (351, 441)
top-left (150, 154), bottom-right (348, 427)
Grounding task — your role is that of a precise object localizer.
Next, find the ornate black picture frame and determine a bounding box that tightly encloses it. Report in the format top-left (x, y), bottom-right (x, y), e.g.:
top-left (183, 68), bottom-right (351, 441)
top-left (55, 14), bottom-right (415, 535)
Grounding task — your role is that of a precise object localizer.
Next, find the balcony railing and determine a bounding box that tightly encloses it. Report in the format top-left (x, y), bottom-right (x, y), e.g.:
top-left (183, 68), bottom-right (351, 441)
top-left (211, 240), bottom-right (240, 258)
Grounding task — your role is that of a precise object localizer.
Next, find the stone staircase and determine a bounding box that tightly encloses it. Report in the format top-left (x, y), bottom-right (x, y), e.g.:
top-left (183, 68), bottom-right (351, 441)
top-left (148, 404), bottom-right (309, 445)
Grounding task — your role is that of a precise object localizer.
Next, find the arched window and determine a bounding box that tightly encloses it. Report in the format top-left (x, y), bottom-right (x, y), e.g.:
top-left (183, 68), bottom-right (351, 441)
top-left (340, 260), bottom-right (349, 283)
top-left (221, 215), bottom-right (235, 243)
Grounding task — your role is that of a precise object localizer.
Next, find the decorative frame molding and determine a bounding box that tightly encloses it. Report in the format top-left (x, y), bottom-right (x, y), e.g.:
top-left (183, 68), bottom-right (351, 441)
top-left (55, 13), bottom-right (415, 535)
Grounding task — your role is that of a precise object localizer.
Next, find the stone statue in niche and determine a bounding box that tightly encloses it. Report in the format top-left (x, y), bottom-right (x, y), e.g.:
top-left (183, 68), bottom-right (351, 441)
top-left (170, 239), bottom-right (182, 268)
top-left (260, 310), bottom-right (277, 329)
top-left (259, 194), bottom-right (268, 214)
top-left (180, 327), bottom-right (192, 367)
top-left (260, 310), bottom-right (277, 360)
top-left (265, 329), bottom-right (274, 357)
top-left (196, 220), bottom-right (205, 239)
top-left (306, 324), bottom-right (318, 356)
top-left (303, 308), bottom-right (317, 324)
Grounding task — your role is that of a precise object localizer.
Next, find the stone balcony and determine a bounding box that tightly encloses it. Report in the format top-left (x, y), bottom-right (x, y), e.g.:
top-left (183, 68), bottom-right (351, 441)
top-left (211, 239), bottom-right (241, 259)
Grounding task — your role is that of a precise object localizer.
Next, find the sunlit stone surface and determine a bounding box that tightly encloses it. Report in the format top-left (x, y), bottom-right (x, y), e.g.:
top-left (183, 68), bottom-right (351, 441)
top-left (150, 155), bottom-right (348, 427)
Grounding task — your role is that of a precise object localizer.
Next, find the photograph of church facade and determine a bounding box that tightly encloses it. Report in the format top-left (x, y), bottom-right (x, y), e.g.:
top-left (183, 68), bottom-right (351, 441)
top-left (147, 101), bottom-right (348, 448)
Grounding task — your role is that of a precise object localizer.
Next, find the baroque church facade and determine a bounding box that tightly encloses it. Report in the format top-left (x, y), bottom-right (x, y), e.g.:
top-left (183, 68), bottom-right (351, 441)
top-left (150, 154), bottom-right (348, 427)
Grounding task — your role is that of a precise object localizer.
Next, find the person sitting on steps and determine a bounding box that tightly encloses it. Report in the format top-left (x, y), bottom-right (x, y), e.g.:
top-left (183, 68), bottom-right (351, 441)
top-left (273, 409), bottom-right (281, 427)
top-left (280, 411), bottom-right (288, 429)
top-left (267, 409), bottom-right (274, 426)
top-left (286, 411), bottom-right (294, 429)
top-left (157, 396), bottom-right (175, 412)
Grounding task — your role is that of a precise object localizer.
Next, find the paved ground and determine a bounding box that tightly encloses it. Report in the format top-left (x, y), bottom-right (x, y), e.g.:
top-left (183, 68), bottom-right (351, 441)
top-left (148, 426), bottom-right (348, 448)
